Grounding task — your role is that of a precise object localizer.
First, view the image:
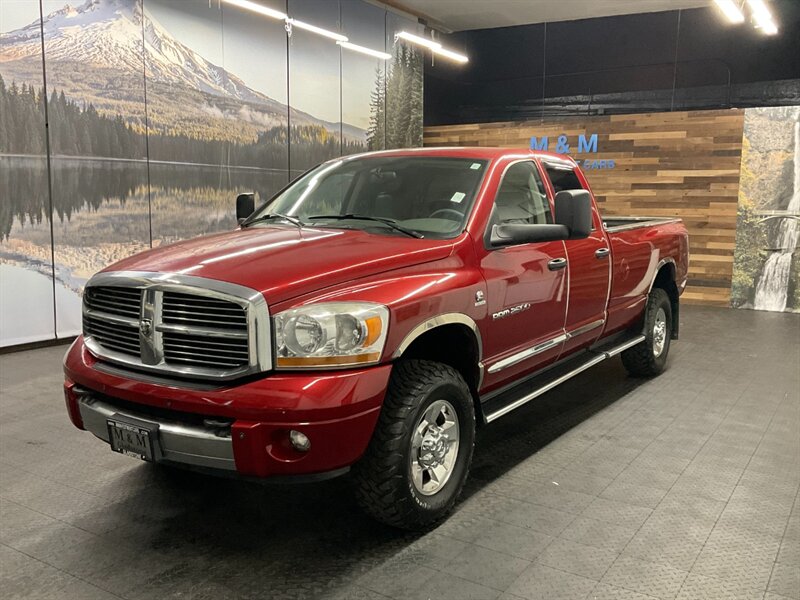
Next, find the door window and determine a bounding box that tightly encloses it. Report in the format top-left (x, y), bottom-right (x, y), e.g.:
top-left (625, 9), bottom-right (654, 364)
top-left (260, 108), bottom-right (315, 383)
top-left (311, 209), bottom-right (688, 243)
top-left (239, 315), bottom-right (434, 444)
top-left (491, 161), bottom-right (552, 226)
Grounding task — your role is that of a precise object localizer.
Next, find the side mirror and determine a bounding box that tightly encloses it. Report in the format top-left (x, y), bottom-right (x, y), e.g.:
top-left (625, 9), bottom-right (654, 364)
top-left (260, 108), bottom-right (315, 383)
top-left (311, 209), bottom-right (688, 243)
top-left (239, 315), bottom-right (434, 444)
top-left (490, 223), bottom-right (570, 247)
top-left (554, 190), bottom-right (592, 239)
top-left (236, 192), bottom-right (255, 223)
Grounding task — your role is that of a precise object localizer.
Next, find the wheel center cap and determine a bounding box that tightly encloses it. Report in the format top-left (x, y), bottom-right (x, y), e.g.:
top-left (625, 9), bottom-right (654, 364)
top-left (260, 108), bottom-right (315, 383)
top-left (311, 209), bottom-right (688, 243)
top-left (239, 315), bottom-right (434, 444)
top-left (419, 426), bottom-right (449, 468)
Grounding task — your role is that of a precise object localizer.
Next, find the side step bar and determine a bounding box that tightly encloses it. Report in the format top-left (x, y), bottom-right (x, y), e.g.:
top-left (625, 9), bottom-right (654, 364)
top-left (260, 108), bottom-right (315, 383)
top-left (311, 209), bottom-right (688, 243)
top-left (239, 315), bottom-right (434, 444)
top-left (481, 333), bottom-right (645, 424)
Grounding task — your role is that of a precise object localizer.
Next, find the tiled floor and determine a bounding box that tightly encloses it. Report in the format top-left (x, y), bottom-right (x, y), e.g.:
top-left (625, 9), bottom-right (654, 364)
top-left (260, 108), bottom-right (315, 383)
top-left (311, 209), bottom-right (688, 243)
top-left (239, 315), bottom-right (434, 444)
top-left (1, 306), bottom-right (798, 600)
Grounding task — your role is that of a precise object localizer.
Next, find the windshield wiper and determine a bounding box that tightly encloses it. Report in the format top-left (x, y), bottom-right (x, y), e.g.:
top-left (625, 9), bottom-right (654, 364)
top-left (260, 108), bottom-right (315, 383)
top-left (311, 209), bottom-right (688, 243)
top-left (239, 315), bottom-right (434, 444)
top-left (307, 214), bottom-right (423, 238)
top-left (242, 212), bottom-right (304, 229)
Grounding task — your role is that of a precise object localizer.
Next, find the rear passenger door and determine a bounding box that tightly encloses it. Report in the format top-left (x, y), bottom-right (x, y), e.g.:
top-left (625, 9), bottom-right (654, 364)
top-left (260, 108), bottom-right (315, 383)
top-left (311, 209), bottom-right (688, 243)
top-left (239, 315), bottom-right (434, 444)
top-left (479, 160), bottom-right (568, 389)
top-left (543, 164), bottom-right (611, 354)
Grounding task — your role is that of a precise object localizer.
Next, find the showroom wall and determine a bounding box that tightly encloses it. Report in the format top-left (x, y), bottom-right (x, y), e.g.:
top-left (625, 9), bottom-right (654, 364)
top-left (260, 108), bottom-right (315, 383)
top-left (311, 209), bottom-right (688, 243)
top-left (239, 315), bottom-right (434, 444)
top-left (0, 0), bottom-right (424, 347)
top-left (425, 107), bottom-right (800, 312)
top-left (425, 2), bottom-right (800, 125)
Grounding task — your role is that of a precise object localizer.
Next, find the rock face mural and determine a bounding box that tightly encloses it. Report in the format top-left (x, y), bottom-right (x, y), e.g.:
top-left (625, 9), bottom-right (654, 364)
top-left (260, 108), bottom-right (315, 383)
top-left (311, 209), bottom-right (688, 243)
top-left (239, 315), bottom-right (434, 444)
top-left (732, 106), bottom-right (800, 313)
top-left (0, 0), bottom-right (424, 346)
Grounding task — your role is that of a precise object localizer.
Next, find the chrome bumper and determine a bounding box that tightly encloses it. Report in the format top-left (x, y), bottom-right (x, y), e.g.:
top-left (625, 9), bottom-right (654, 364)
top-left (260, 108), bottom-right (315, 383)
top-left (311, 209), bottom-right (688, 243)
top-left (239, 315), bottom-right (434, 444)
top-left (78, 395), bottom-right (236, 471)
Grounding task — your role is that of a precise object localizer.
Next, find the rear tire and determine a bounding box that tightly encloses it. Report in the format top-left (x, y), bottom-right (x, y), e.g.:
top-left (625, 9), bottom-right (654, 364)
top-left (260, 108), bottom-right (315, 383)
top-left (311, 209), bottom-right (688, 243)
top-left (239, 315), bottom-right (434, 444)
top-left (352, 359), bottom-right (475, 530)
top-left (621, 288), bottom-right (672, 377)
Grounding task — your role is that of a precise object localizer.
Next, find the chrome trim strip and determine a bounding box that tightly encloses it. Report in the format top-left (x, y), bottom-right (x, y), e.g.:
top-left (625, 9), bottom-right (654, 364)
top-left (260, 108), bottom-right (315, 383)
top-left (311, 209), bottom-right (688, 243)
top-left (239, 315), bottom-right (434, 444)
top-left (78, 395), bottom-right (235, 471)
top-left (485, 354), bottom-right (607, 423)
top-left (566, 318), bottom-right (605, 339)
top-left (487, 333), bottom-right (567, 374)
top-left (83, 271), bottom-right (271, 381)
top-left (605, 334), bottom-right (646, 357)
top-left (393, 313), bottom-right (483, 360)
top-left (483, 334), bottom-right (646, 423)
top-left (647, 257), bottom-right (676, 294)
top-left (82, 307), bottom-right (138, 327)
top-left (604, 217), bottom-right (682, 233)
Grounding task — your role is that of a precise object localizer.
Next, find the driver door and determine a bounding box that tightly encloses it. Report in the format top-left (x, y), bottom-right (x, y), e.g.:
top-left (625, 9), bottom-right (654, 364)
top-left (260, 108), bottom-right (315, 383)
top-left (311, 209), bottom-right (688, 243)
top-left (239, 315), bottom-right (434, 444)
top-left (479, 160), bottom-right (568, 390)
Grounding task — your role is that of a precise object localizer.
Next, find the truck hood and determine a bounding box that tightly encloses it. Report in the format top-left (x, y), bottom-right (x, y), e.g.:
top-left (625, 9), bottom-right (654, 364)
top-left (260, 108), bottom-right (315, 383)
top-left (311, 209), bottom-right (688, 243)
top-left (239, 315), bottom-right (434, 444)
top-left (105, 225), bottom-right (455, 304)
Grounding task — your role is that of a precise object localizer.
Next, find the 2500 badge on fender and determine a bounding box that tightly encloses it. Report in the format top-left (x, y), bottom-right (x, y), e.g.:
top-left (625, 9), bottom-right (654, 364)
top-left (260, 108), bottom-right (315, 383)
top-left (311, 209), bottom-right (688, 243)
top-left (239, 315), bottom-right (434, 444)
top-left (64, 147), bottom-right (688, 529)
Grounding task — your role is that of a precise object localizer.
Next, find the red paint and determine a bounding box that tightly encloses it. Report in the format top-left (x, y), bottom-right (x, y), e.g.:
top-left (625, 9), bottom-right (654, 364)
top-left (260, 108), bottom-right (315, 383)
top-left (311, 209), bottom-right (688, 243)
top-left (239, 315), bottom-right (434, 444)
top-left (64, 148), bottom-right (689, 478)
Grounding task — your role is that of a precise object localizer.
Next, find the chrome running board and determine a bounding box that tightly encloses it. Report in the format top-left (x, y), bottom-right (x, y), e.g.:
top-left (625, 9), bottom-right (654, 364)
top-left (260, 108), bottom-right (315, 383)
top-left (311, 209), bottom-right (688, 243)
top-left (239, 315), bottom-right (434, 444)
top-left (481, 333), bottom-right (645, 424)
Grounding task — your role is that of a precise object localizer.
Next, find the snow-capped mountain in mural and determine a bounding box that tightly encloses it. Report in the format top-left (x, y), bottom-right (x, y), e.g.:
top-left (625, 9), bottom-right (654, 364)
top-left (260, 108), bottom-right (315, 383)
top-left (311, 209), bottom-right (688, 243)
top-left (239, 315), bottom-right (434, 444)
top-left (0, 0), bottom-right (364, 140)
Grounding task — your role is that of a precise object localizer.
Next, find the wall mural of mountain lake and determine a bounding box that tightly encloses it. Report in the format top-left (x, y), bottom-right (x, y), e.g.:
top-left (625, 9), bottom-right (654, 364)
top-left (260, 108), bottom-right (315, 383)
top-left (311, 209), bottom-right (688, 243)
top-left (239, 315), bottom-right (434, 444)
top-left (0, 0), bottom-right (424, 346)
top-left (731, 106), bottom-right (800, 313)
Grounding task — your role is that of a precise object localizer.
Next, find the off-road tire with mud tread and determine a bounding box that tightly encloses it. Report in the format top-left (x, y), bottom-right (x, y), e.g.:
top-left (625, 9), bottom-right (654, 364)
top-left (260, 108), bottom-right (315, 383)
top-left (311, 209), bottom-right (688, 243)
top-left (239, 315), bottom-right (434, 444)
top-left (352, 359), bottom-right (475, 530)
top-left (621, 287), bottom-right (672, 377)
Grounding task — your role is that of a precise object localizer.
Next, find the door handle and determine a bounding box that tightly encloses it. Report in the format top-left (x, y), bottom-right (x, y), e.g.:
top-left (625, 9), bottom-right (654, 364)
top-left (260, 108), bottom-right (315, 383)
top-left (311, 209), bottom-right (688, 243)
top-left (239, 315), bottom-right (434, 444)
top-left (595, 248), bottom-right (611, 259)
top-left (548, 258), bottom-right (568, 271)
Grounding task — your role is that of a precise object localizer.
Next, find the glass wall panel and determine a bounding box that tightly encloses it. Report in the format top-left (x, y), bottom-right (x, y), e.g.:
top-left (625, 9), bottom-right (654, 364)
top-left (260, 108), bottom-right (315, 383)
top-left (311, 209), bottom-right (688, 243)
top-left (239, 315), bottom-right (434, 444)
top-left (40, 0), bottom-right (150, 336)
top-left (287, 0), bottom-right (343, 175)
top-left (385, 11), bottom-right (423, 149)
top-left (0, 1), bottom-right (57, 346)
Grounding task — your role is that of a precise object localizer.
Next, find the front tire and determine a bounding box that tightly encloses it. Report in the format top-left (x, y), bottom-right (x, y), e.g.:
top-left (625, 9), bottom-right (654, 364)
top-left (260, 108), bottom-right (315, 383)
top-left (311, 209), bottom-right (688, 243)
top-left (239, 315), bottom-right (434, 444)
top-left (621, 287), bottom-right (672, 377)
top-left (352, 359), bottom-right (475, 530)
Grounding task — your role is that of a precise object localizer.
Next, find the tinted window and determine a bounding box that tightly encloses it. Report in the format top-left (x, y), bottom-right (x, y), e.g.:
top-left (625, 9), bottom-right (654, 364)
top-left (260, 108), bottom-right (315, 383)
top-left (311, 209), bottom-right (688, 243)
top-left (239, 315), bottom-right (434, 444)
top-left (254, 156), bottom-right (487, 239)
top-left (545, 166), bottom-right (584, 193)
top-left (491, 161), bottom-right (552, 226)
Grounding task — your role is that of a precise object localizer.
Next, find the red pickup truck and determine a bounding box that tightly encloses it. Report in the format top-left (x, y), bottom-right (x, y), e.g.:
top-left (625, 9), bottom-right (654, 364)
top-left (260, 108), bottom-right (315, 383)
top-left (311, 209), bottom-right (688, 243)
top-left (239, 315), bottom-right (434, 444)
top-left (63, 147), bottom-right (688, 529)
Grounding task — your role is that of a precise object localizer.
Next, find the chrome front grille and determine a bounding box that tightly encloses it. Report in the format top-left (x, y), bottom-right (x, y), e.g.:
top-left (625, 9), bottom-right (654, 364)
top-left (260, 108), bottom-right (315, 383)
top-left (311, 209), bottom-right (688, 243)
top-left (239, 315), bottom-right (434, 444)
top-left (162, 292), bottom-right (248, 330)
top-left (85, 286), bottom-right (142, 319)
top-left (82, 272), bottom-right (271, 381)
top-left (83, 313), bottom-right (141, 357)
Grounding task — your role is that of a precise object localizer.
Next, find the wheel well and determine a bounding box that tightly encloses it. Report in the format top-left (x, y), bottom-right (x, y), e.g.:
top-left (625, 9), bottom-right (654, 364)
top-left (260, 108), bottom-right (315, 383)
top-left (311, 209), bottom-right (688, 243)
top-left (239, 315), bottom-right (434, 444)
top-left (398, 324), bottom-right (483, 417)
top-left (652, 263), bottom-right (680, 339)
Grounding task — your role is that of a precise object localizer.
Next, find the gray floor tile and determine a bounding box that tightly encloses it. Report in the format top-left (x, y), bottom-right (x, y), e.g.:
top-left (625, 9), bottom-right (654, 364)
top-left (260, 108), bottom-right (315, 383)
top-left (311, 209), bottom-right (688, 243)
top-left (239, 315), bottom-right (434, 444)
top-left (507, 563), bottom-right (597, 600)
top-left (601, 556), bottom-right (688, 599)
top-left (768, 562), bottom-right (800, 600)
top-left (536, 538), bottom-right (618, 580)
top-left (675, 572), bottom-right (765, 600)
top-left (443, 545), bottom-right (530, 591)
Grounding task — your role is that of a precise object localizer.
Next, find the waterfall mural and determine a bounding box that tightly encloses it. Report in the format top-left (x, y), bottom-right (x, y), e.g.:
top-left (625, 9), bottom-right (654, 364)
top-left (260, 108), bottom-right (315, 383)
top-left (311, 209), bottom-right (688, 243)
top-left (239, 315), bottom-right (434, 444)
top-left (731, 106), bottom-right (800, 313)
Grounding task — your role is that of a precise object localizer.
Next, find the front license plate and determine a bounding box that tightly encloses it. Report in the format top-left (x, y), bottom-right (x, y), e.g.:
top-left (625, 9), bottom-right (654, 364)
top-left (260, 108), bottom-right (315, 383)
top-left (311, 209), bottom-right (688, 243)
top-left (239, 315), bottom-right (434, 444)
top-left (107, 418), bottom-right (156, 462)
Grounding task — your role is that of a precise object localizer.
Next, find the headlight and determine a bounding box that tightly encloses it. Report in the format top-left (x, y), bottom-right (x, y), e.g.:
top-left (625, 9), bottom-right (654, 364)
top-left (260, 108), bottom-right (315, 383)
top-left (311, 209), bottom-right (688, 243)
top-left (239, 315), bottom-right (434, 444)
top-left (273, 302), bottom-right (389, 368)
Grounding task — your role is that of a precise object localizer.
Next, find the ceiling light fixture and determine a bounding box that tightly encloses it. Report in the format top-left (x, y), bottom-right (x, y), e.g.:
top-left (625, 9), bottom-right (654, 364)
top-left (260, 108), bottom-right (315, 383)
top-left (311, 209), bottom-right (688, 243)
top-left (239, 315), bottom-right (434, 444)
top-left (221, 0), bottom-right (287, 21)
top-left (432, 47), bottom-right (469, 63)
top-left (337, 41), bottom-right (391, 60)
top-left (288, 18), bottom-right (348, 42)
top-left (396, 31), bottom-right (442, 50)
top-left (713, 0), bottom-right (745, 23)
top-left (747, 0), bottom-right (778, 34)
top-left (396, 31), bottom-right (469, 64)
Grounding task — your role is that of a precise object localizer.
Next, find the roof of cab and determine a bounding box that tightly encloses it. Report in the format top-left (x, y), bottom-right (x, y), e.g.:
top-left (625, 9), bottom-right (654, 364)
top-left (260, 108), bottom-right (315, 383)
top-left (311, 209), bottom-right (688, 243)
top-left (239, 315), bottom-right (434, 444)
top-left (342, 146), bottom-right (578, 166)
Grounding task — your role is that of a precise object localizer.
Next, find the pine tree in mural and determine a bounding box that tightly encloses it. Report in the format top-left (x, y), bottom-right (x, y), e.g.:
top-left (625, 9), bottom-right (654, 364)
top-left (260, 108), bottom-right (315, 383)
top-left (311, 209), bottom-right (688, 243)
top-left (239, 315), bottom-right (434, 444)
top-left (369, 43), bottom-right (423, 151)
top-left (366, 67), bottom-right (385, 151)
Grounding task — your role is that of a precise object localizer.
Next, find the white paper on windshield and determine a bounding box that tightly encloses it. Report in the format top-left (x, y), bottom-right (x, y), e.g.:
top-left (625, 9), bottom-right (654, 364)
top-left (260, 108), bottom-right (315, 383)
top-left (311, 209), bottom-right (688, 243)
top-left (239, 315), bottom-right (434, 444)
top-left (450, 192), bottom-right (466, 203)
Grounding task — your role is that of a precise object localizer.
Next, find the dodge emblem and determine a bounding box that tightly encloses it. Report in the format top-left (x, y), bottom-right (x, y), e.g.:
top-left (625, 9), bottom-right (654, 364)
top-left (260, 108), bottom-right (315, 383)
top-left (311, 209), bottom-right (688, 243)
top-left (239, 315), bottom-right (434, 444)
top-left (139, 319), bottom-right (152, 337)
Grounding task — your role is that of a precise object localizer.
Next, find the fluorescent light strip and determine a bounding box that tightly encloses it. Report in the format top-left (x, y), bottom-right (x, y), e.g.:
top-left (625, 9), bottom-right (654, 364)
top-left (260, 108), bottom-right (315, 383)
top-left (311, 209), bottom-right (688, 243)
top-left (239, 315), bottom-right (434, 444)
top-left (288, 18), bottom-right (348, 42)
top-left (396, 31), bottom-right (469, 63)
top-left (433, 46), bottom-right (468, 63)
top-left (747, 0), bottom-right (778, 34)
top-left (337, 41), bottom-right (391, 60)
top-left (221, 0), bottom-right (287, 20)
top-left (396, 31), bottom-right (442, 50)
top-left (713, 0), bottom-right (745, 23)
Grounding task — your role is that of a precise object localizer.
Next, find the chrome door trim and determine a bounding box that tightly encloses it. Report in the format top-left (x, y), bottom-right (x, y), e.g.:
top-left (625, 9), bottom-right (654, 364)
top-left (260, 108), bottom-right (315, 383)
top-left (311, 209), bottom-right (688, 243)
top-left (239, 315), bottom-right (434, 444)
top-left (487, 333), bottom-right (567, 374)
top-left (566, 318), bottom-right (605, 339)
top-left (483, 333), bottom-right (646, 423)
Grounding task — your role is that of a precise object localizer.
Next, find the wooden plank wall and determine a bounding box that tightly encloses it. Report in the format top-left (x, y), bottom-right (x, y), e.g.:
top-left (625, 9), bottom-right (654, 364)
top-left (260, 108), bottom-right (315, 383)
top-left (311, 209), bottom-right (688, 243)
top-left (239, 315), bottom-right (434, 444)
top-left (424, 109), bottom-right (745, 306)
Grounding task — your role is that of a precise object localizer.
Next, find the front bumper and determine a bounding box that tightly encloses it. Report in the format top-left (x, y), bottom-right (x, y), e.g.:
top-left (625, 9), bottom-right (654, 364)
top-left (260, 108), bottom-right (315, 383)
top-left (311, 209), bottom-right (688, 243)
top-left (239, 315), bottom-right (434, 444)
top-left (64, 337), bottom-right (391, 478)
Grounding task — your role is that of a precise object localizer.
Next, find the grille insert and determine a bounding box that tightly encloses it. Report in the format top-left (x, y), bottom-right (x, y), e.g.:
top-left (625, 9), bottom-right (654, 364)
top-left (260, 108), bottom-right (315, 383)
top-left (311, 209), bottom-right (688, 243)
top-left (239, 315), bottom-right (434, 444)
top-left (162, 292), bottom-right (247, 330)
top-left (84, 314), bottom-right (140, 357)
top-left (84, 286), bottom-right (142, 319)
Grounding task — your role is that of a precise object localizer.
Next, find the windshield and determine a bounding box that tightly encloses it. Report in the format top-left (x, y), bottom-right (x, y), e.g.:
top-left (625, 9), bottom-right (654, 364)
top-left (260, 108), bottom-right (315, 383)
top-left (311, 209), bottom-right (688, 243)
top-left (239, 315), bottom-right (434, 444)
top-left (247, 156), bottom-right (488, 239)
